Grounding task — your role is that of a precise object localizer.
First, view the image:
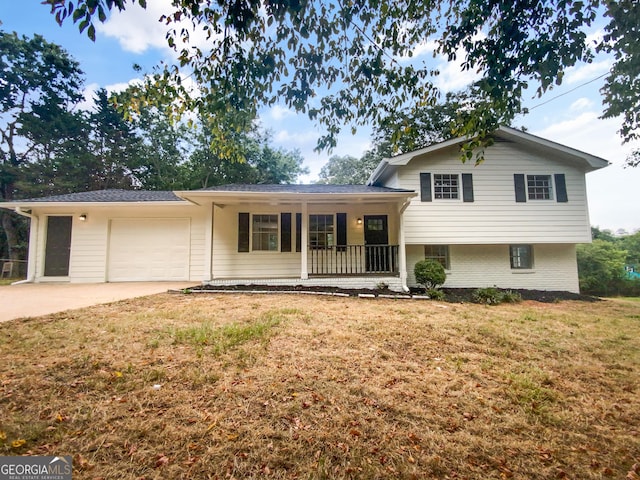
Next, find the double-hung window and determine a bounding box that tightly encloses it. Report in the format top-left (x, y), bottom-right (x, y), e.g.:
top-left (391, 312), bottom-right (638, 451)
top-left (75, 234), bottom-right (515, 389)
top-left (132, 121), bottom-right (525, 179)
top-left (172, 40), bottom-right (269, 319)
top-left (527, 175), bottom-right (553, 200)
top-left (309, 214), bottom-right (334, 248)
top-left (510, 245), bottom-right (533, 269)
top-left (434, 174), bottom-right (459, 199)
top-left (252, 214), bottom-right (279, 251)
top-left (425, 245), bottom-right (450, 269)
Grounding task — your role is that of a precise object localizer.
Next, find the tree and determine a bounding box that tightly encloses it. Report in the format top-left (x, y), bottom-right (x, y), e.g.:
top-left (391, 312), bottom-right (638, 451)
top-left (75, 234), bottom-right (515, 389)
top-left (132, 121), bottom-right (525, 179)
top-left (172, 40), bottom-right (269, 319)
top-left (626, 149), bottom-right (640, 168)
top-left (45, 0), bottom-right (639, 157)
top-left (577, 240), bottom-right (628, 295)
top-left (132, 104), bottom-right (191, 190)
top-left (87, 89), bottom-right (143, 189)
top-left (317, 155), bottom-right (377, 185)
top-left (619, 231), bottom-right (640, 270)
top-left (182, 124), bottom-right (307, 189)
top-left (0, 31), bottom-right (85, 261)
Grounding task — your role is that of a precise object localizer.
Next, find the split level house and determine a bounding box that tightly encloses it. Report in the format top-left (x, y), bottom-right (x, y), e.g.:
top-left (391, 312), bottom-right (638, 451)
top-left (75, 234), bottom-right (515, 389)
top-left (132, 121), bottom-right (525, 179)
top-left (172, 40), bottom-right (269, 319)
top-left (0, 126), bottom-right (609, 293)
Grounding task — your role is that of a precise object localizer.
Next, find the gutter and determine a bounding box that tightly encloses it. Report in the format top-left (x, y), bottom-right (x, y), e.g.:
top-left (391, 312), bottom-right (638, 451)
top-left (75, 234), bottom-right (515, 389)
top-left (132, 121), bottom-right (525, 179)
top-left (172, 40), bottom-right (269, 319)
top-left (12, 207), bottom-right (38, 284)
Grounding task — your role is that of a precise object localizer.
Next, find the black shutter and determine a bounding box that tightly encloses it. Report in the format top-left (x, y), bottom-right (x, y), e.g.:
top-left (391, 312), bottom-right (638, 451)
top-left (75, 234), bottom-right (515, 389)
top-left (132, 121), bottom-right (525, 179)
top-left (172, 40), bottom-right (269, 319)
top-left (462, 173), bottom-right (474, 202)
top-left (420, 173), bottom-right (432, 202)
top-left (336, 213), bottom-right (347, 252)
top-left (295, 213), bottom-right (302, 252)
top-left (238, 212), bottom-right (249, 252)
top-left (281, 213), bottom-right (292, 252)
top-left (514, 174), bottom-right (527, 203)
top-left (555, 174), bottom-right (568, 202)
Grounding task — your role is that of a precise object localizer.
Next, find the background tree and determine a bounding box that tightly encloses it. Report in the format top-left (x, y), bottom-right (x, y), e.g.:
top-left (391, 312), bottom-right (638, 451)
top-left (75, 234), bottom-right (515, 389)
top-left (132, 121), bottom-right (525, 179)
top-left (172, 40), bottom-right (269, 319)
top-left (45, 0), bottom-right (639, 157)
top-left (316, 155), bottom-right (376, 185)
top-left (0, 31), bottom-right (84, 261)
top-left (132, 104), bottom-right (191, 190)
top-left (87, 89), bottom-right (143, 189)
top-left (577, 240), bottom-right (628, 296)
top-left (317, 92), bottom-right (470, 185)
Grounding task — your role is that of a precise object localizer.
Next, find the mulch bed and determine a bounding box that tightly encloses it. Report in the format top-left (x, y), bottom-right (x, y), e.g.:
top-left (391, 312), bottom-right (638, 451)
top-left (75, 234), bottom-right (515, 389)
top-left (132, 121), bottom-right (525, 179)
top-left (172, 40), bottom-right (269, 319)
top-left (188, 284), bottom-right (600, 303)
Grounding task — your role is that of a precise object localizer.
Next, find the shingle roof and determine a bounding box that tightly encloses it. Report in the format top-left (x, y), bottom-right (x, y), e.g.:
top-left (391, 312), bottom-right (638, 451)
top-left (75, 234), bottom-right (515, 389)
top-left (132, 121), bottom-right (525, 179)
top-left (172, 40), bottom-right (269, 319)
top-left (197, 184), bottom-right (414, 194)
top-left (13, 190), bottom-right (183, 203)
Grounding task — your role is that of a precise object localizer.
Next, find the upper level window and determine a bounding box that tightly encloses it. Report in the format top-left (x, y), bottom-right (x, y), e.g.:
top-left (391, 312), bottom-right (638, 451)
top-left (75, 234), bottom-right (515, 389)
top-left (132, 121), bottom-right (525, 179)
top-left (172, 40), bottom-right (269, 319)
top-left (309, 214), bottom-right (334, 248)
top-left (252, 214), bottom-right (278, 251)
top-left (527, 175), bottom-right (553, 200)
top-left (434, 174), bottom-right (459, 199)
top-left (510, 245), bottom-right (533, 269)
top-left (425, 245), bottom-right (450, 269)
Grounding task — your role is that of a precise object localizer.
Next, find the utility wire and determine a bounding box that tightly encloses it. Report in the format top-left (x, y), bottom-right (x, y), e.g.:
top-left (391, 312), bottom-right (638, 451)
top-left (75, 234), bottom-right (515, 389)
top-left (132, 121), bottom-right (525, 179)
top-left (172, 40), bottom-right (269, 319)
top-left (527, 72), bottom-right (609, 111)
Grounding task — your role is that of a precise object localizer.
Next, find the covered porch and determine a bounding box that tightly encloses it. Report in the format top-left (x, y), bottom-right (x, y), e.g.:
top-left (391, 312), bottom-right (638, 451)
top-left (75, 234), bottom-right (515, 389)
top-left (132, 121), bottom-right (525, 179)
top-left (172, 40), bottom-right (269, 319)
top-left (175, 185), bottom-right (416, 291)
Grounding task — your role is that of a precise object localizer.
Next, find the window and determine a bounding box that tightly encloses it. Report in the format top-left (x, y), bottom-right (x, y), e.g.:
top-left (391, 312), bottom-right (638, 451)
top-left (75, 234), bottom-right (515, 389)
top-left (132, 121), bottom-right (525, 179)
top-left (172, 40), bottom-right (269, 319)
top-left (425, 245), bottom-right (450, 269)
top-left (510, 245), bottom-right (533, 269)
top-left (252, 214), bottom-right (278, 251)
top-left (309, 214), bottom-right (334, 248)
top-left (527, 175), bottom-right (552, 200)
top-left (434, 174), bottom-right (459, 199)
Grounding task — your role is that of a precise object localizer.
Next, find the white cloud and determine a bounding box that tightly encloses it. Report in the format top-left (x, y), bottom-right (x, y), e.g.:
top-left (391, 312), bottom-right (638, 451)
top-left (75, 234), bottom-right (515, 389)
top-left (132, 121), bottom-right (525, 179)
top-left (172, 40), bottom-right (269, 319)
top-left (273, 129), bottom-right (319, 146)
top-left (97, 1), bottom-right (170, 54)
top-left (564, 59), bottom-right (611, 85)
top-left (97, 0), bottom-right (216, 57)
top-left (268, 105), bottom-right (295, 121)
top-left (433, 34), bottom-right (485, 92)
top-left (569, 97), bottom-right (594, 112)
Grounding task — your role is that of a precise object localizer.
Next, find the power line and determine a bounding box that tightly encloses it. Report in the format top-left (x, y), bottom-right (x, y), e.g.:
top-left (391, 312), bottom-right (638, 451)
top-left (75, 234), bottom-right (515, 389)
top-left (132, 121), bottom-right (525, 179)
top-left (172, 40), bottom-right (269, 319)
top-left (527, 72), bottom-right (609, 111)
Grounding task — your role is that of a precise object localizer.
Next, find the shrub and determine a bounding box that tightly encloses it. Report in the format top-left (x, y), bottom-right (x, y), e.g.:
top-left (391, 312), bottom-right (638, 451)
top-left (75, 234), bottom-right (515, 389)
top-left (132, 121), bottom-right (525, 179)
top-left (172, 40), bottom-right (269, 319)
top-left (501, 290), bottom-right (523, 304)
top-left (472, 287), bottom-right (522, 305)
top-left (414, 259), bottom-right (446, 291)
top-left (472, 287), bottom-right (504, 305)
top-left (427, 288), bottom-right (446, 300)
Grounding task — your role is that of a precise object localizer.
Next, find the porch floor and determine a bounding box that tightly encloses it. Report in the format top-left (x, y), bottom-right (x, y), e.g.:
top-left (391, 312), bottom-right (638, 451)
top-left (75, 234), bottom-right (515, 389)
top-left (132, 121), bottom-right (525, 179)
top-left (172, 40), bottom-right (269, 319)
top-left (205, 276), bottom-right (404, 292)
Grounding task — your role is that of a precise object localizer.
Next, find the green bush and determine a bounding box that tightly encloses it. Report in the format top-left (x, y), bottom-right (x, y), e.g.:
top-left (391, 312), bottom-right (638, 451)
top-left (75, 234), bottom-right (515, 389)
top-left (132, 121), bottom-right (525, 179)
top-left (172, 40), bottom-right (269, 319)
top-left (414, 259), bottom-right (446, 290)
top-left (427, 288), bottom-right (446, 300)
top-left (501, 290), bottom-right (523, 304)
top-left (472, 287), bottom-right (522, 305)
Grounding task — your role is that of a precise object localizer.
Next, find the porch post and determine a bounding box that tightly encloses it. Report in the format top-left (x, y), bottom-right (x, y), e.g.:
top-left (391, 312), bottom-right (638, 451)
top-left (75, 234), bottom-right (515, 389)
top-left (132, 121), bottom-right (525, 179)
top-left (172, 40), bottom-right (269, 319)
top-left (398, 201), bottom-right (409, 291)
top-left (203, 202), bottom-right (214, 282)
top-left (301, 201), bottom-right (308, 279)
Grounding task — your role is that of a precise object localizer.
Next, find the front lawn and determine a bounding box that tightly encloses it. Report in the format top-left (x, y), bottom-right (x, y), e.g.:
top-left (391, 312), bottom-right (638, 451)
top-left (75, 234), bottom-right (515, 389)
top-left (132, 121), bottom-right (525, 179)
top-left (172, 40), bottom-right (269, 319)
top-left (1, 294), bottom-right (638, 479)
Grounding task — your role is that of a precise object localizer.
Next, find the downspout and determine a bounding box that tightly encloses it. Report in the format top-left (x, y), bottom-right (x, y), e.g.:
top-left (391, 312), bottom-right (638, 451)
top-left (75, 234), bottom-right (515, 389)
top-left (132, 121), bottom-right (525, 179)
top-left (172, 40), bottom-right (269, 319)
top-left (12, 207), bottom-right (38, 284)
top-left (398, 198), bottom-right (412, 292)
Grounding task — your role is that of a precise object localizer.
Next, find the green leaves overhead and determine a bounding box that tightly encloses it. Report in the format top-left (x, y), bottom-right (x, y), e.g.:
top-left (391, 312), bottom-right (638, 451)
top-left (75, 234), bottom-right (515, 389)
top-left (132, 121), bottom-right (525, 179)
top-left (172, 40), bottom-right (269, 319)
top-left (43, 0), bottom-right (639, 152)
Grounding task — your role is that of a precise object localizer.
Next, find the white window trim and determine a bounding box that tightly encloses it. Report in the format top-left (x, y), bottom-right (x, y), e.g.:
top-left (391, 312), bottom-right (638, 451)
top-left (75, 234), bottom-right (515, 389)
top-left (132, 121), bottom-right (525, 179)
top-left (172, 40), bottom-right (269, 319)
top-left (251, 213), bottom-right (280, 252)
top-left (526, 174), bottom-right (554, 201)
top-left (433, 173), bottom-right (461, 201)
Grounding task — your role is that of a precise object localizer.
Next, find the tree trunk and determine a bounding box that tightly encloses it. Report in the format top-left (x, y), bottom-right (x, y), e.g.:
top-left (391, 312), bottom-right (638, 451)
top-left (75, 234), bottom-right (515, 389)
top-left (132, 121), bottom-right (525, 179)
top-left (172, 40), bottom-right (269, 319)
top-left (1, 211), bottom-right (20, 262)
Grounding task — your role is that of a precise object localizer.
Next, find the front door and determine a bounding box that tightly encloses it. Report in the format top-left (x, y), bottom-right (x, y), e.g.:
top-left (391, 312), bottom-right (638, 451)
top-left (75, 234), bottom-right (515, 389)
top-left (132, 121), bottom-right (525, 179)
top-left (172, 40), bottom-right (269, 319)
top-left (44, 216), bottom-right (72, 277)
top-left (364, 215), bottom-right (389, 272)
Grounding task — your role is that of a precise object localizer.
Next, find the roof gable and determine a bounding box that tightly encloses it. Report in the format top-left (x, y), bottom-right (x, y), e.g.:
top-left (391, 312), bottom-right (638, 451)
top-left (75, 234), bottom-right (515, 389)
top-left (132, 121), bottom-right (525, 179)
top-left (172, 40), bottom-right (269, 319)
top-left (368, 126), bottom-right (610, 185)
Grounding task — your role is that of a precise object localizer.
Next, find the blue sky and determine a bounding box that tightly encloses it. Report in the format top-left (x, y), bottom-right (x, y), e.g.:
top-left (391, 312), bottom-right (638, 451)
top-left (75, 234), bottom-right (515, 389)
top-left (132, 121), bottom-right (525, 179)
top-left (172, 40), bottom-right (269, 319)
top-left (1, 1), bottom-right (638, 232)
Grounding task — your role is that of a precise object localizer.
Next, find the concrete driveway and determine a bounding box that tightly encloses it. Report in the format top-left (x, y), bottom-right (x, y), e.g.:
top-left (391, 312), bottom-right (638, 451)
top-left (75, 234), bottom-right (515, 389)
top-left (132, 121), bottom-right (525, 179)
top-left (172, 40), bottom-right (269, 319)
top-left (0, 282), bottom-right (198, 322)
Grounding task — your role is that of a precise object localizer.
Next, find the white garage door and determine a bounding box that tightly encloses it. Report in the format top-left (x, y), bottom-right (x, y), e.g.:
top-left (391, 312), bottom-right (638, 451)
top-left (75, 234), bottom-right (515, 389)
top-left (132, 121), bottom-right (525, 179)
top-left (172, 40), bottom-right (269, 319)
top-left (108, 218), bottom-right (190, 281)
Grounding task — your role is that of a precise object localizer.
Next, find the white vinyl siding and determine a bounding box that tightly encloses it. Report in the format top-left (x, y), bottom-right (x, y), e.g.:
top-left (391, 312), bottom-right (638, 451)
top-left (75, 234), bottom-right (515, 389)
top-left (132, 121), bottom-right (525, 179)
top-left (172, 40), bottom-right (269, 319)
top-left (407, 244), bottom-right (580, 293)
top-left (398, 142), bottom-right (592, 244)
top-left (211, 203), bottom-right (397, 279)
top-left (30, 205), bottom-right (206, 283)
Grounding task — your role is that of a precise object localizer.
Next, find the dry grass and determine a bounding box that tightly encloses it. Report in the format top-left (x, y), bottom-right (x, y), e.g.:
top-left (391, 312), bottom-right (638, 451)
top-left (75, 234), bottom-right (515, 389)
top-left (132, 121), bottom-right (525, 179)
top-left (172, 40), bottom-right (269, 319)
top-left (1, 293), bottom-right (639, 479)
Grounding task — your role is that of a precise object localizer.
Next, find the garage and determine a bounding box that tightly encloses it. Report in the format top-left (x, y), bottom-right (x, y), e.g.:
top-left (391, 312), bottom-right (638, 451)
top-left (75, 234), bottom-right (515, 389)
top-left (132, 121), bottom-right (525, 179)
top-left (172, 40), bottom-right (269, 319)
top-left (107, 218), bottom-right (191, 281)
